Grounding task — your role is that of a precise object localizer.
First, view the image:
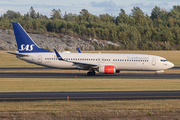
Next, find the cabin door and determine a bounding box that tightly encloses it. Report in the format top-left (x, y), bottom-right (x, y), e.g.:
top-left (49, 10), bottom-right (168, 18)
top-left (152, 57), bottom-right (156, 66)
top-left (38, 55), bottom-right (42, 63)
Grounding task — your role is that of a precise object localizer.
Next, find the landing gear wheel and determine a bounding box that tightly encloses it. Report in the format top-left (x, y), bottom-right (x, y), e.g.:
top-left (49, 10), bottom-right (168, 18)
top-left (87, 70), bottom-right (96, 76)
top-left (155, 73), bottom-right (158, 77)
top-left (87, 72), bottom-right (91, 76)
top-left (92, 71), bottom-right (96, 76)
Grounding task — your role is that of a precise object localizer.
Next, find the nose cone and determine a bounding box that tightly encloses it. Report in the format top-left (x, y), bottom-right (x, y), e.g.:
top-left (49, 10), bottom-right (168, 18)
top-left (168, 62), bottom-right (174, 69)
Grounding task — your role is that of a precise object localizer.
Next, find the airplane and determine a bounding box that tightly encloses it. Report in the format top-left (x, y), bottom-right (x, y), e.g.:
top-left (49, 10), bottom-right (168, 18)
top-left (8, 22), bottom-right (174, 76)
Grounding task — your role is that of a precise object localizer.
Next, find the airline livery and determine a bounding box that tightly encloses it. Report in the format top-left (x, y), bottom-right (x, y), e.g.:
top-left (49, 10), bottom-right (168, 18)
top-left (8, 22), bottom-right (174, 76)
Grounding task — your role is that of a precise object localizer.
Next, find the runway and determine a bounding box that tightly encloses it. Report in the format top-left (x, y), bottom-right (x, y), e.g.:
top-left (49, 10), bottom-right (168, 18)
top-left (0, 67), bottom-right (179, 101)
top-left (0, 66), bottom-right (179, 78)
top-left (0, 91), bottom-right (180, 101)
top-left (0, 72), bottom-right (180, 79)
top-left (0, 66), bottom-right (179, 70)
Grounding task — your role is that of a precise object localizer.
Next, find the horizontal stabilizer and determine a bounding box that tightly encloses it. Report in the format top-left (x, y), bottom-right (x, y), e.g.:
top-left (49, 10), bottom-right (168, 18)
top-left (7, 52), bottom-right (28, 57)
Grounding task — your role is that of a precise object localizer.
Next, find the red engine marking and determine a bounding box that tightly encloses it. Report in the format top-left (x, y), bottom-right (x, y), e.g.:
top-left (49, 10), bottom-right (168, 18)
top-left (104, 66), bottom-right (115, 74)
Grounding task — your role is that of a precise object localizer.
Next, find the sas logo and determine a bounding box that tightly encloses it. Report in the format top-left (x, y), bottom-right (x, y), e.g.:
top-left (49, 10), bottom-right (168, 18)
top-left (19, 44), bottom-right (34, 51)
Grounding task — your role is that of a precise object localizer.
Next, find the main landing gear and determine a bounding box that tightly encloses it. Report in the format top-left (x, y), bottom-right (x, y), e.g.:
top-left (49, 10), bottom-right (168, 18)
top-left (87, 69), bottom-right (96, 76)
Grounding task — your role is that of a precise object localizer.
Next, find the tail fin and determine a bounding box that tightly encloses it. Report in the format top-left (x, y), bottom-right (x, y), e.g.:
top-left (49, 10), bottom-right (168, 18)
top-left (12, 22), bottom-right (52, 53)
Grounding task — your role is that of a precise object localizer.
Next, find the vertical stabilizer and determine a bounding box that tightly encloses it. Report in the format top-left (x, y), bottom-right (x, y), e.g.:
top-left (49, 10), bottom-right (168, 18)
top-left (12, 22), bottom-right (52, 53)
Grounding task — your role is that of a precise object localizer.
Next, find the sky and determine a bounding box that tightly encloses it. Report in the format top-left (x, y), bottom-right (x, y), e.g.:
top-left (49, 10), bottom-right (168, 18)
top-left (0, 0), bottom-right (180, 17)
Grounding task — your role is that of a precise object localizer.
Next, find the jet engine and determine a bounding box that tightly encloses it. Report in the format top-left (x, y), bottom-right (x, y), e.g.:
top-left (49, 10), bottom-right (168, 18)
top-left (98, 65), bottom-right (116, 74)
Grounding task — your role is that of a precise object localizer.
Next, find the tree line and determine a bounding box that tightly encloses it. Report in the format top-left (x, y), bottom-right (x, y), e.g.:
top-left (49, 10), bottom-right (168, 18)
top-left (0, 6), bottom-right (180, 50)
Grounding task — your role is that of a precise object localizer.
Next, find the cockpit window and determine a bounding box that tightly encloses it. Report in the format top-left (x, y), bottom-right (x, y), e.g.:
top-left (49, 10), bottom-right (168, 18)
top-left (161, 59), bottom-right (167, 62)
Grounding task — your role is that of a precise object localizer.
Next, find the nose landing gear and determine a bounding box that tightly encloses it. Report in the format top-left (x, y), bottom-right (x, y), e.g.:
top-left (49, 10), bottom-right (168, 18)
top-left (155, 70), bottom-right (164, 77)
top-left (155, 73), bottom-right (158, 77)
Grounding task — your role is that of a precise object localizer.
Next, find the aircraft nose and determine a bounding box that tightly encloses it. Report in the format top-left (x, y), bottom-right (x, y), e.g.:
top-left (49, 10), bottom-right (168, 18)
top-left (169, 62), bottom-right (174, 68)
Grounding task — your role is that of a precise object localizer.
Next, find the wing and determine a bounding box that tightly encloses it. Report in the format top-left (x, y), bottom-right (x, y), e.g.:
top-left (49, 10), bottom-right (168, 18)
top-left (54, 49), bottom-right (99, 69)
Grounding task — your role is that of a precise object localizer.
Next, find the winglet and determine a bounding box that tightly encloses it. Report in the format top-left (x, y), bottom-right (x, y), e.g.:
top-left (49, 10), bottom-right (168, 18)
top-left (77, 48), bottom-right (82, 53)
top-left (54, 49), bottom-right (63, 60)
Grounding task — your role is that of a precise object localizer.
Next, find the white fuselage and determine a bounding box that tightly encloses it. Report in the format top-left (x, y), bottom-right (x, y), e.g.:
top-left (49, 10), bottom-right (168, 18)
top-left (17, 52), bottom-right (174, 72)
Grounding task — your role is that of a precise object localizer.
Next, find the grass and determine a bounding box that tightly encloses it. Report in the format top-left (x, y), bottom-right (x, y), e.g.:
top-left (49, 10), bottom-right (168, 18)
top-left (0, 51), bottom-right (180, 67)
top-left (0, 78), bottom-right (180, 92)
top-left (0, 99), bottom-right (180, 112)
top-left (0, 100), bottom-right (180, 119)
top-left (0, 78), bottom-right (179, 119)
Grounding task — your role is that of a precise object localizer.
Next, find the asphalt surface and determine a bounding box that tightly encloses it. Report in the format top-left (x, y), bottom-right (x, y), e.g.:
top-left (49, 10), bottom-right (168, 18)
top-left (0, 72), bottom-right (180, 79)
top-left (0, 67), bottom-right (179, 101)
top-left (1, 67), bottom-right (179, 78)
top-left (0, 66), bottom-right (179, 70)
top-left (0, 91), bottom-right (180, 101)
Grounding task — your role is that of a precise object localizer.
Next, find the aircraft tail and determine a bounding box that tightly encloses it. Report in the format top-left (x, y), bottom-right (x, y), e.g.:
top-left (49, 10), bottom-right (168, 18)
top-left (12, 22), bottom-right (52, 53)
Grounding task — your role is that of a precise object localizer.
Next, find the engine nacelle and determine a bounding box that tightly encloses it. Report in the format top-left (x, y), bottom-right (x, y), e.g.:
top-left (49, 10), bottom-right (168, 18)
top-left (98, 65), bottom-right (116, 74)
